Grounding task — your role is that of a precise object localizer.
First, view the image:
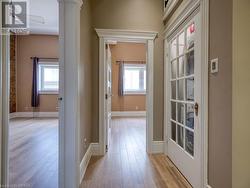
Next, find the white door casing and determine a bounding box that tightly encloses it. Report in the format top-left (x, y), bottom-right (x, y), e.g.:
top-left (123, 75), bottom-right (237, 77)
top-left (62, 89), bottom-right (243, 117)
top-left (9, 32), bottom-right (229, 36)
top-left (106, 44), bottom-right (112, 150)
top-left (164, 0), bottom-right (209, 187)
top-left (96, 29), bottom-right (157, 155)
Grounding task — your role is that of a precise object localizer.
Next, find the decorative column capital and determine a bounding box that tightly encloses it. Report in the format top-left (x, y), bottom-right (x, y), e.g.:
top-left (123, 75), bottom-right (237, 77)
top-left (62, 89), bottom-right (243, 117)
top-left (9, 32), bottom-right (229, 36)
top-left (57, 0), bottom-right (83, 7)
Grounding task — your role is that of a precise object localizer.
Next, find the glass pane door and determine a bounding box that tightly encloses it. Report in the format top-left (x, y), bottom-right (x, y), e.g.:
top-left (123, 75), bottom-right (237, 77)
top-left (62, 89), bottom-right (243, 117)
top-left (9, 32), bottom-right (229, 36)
top-left (170, 22), bottom-right (196, 156)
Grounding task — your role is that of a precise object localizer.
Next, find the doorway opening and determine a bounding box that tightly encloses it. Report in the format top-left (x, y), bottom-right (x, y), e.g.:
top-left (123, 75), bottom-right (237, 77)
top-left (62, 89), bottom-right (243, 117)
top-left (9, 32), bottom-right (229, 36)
top-left (96, 29), bottom-right (157, 155)
top-left (107, 42), bottom-right (147, 153)
top-left (8, 1), bottom-right (59, 187)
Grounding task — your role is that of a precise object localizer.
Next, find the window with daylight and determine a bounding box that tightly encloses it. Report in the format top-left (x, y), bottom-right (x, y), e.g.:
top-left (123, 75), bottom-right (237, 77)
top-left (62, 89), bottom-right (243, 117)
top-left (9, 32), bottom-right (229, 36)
top-left (123, 64), bottom-right (146, 95)
top-left (38, 63), bottom-right (59, 93)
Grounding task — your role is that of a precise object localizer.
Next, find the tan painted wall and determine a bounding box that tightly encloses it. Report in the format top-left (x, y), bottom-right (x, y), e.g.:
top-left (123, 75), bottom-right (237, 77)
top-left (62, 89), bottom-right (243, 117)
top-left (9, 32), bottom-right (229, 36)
top-left (90, 0), bottom-right (164, 142)
top-left (16, 35), bottom-right (59, 112)
top-left (110, 43), bottom-right (146, 112)
top-left (79, 0), bottom-right (93, 160)
top-left (208, 0), bottom-right (232, 187)
top-left (232, 0), bottom-right (250, 187)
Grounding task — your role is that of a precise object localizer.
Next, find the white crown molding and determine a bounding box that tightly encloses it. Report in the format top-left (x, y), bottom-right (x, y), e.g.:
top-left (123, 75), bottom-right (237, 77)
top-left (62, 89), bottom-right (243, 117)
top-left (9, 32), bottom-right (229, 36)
top-left (95, 29), bottom-right (158, 41)
top-left (29, 27), bottom-right (59, 35)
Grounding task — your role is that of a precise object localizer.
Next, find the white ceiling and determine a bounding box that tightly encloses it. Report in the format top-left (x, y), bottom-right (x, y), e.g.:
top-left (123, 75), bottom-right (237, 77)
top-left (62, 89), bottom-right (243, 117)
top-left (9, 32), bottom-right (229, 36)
top-left (29, 0), bottom-right (59, 35)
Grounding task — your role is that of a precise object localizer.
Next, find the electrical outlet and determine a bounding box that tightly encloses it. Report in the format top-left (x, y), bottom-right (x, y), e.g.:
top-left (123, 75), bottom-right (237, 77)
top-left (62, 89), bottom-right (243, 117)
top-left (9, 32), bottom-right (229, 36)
top-left (211, 58), bottom-right (219, 74)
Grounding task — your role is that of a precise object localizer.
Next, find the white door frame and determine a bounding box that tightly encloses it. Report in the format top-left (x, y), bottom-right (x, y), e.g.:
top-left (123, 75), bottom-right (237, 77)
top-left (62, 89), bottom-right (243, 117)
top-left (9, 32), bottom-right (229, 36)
top-left (164, 0), bottom-right (209, 187)
top-left (96, 29), bottom-right (157, 155)
top-left (0, 0), bottom-right (83, 187)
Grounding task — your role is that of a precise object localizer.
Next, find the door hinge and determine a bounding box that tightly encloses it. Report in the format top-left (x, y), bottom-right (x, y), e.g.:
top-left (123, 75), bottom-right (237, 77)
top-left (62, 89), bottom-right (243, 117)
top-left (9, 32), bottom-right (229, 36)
top-left (106, 145), bottom-right (108, 152)
top-left (105, 94), bottom-right (108, 100)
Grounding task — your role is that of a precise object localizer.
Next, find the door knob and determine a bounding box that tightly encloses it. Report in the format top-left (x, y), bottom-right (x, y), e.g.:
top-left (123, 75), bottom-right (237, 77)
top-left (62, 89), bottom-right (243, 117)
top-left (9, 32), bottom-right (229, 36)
top-left (194, 102), bottom-right (199, 116)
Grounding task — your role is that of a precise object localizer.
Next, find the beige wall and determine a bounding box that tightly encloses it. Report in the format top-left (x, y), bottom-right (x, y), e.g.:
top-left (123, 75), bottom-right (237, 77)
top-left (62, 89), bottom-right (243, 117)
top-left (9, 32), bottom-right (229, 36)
top-left (232, 0), bottom-right (250, 187)
top-left (208, 0), bottom-right (233, 187)
top-left (79, 0), bottom-right (93, 160)
top-left (90, 0), bottom-right (164, 142)
top-left (110, 43), bottom-right (146, 112)
top-left (16, 35), bottom-right (59, 112)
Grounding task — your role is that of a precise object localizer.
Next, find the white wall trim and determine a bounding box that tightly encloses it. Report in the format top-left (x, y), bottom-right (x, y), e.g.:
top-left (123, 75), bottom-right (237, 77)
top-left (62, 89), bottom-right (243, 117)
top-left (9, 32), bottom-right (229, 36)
top-left (207, 185), bottom-right (212, 188)
top-left (91, 143), bottom-right (101, 156)
top-left (163, 0), bottom-right (180, 21)
top-left (163, 0), bottom-right (209, 187)
top-left (58, 0), bottom-right (83, 187)
top-left (152, 141), bottom-right (165, 154)
top-left (111, 111), bottom-right (146, 117)
top-left (9, 112), bottom-right (59, 119)
top-left (96, 29), bottom-right (157, 156)
top-left (79, 145), bottom-right (92, 184)
top-left (96, 29), bottom-right (158, 41)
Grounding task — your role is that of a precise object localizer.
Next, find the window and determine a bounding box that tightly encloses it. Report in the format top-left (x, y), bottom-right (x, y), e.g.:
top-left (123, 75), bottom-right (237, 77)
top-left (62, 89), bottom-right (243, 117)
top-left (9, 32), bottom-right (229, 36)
top-left (38, 63), bottom-right (59, 94)
top-left (123, 64), bottom-right (146, 94)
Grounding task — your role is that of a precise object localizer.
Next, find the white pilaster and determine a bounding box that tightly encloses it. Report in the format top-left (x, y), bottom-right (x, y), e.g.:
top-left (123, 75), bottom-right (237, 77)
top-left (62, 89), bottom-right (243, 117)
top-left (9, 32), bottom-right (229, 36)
top-left (58, 0), bottom-right (83, 187)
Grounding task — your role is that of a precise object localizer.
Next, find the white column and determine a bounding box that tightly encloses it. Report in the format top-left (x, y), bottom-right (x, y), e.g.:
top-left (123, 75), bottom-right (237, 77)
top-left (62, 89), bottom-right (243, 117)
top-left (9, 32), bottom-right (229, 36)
top-left (58, 0), bottom-right (82, 187)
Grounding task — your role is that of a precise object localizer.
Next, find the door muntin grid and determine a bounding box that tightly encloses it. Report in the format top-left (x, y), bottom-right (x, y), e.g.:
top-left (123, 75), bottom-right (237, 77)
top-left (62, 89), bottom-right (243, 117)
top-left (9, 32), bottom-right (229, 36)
top-left (170, 22), bottom-right (195, 157)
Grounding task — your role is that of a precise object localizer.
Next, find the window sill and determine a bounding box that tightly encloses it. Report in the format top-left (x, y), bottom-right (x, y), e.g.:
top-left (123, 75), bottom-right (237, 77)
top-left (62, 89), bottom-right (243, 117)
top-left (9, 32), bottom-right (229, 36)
top-left (124, 92), bottom-right (146, 96)
top-left (39, 91), bottom-right (58, 95)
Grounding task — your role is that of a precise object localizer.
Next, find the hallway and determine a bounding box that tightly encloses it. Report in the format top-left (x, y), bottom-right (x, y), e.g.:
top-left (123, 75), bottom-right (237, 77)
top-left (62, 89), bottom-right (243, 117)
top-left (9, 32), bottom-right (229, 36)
top-left (81, 117), bottom-right (191, 188)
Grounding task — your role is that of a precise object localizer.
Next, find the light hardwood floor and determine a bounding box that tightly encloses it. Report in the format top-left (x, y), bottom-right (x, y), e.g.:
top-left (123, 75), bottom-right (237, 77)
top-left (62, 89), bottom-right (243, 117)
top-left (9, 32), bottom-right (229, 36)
top-left (81, 117), bottom-right (191, 188)
top-left (9, 117), bottom-right (58, 188)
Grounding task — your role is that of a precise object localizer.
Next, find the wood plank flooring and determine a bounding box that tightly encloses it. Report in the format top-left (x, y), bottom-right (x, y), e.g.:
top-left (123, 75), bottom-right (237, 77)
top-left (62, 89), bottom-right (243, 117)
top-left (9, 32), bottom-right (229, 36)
top-left (9, 118), bottom-right (58, 188)
top-left (81, 117), bottom-right (191, 188)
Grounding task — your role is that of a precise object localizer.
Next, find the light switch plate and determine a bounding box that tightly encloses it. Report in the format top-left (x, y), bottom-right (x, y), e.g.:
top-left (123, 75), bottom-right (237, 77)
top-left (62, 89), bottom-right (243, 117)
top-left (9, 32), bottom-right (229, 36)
top-left (211, 58), bottom-right (219, 74)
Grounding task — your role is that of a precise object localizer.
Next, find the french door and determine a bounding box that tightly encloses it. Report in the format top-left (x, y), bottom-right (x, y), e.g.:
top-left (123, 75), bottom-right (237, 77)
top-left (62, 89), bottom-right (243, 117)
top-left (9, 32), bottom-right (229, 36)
top-left (166, 12), bottom-right (202, 187)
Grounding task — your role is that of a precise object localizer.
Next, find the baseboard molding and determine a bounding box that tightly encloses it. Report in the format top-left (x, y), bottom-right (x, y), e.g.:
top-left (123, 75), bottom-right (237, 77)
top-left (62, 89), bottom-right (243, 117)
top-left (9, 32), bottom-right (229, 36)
top-left (79, 143), bottom-right (102, 184)
top-left (79, 144), bottom-right (92, 184)
top-left (111, 111), bottom-right (146, 117)
top-left (207, 185), bottom-right (212, 188)
top-left (9, 112), bottom-right (59, 119)
top-left (152, 141), bottom-right (165, 153)
top-left (91, 143), bottom-right (101, 156)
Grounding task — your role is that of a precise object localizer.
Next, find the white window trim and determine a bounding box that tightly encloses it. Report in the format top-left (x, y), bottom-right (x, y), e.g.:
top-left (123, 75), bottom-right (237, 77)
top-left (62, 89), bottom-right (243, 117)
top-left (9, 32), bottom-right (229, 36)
top-left (123, 63), bottom-right (146, 95)
top-left (38, 62), bottom-right (59, 95)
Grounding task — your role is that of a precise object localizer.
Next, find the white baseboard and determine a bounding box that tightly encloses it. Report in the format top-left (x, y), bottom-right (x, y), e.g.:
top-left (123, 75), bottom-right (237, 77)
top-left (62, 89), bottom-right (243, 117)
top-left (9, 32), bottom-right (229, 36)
top-left (152, 141), bottom-right (165, 154)
top-left (111, 111), bottom-right (146, 117)
top-left (79, 143), bottom-right (102, 184)
top-left (91, 143), bottom-right (101, 156)
top-left (207, 185), bottom-right (212, 188)
top-left (9, 112), bottom-right (59, 119)
top-left (79, 144), bottom-right (92, 184)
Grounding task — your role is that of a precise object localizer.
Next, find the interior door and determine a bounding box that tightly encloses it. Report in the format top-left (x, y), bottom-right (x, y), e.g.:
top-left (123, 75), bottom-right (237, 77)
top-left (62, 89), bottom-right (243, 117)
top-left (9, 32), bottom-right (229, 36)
top-left (167, 12), bottom-right (202, 187)
top-left (106, 44), bottom-right (112, 151)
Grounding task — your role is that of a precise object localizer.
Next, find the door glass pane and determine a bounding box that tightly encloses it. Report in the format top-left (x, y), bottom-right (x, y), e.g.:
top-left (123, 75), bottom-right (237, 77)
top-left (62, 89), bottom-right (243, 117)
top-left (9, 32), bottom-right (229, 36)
top-left (177, 103), bottom-right (185, 125)
top-left (177, 79), bottom-right (184, 100)
top-left (178, 57), bottom-right (185, 78)
top-left (178, 32), bottom-right (185, 55)
top-left (186, 22), bottom-right (195, 50)
top-left (171, 60), bottom-right (177, 79)
top-left (171, 81), bottom-right (176, 99)
top-left (186, 77), bottom-right (194, 101)
top-left (171, 38), bottom-right (177, 59)
top-left (185, 129), bottom-right (194, 156)
top-left (171, 102), bottom-right (176, 120)
top-left (186, 50), bottom-right (194, 76)
top-left (177, 125), bottom-right (184, 148)
top-left (171, 122), bottom-right (176, 141)
top-left (186, 104), bottom-right (194, 129)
